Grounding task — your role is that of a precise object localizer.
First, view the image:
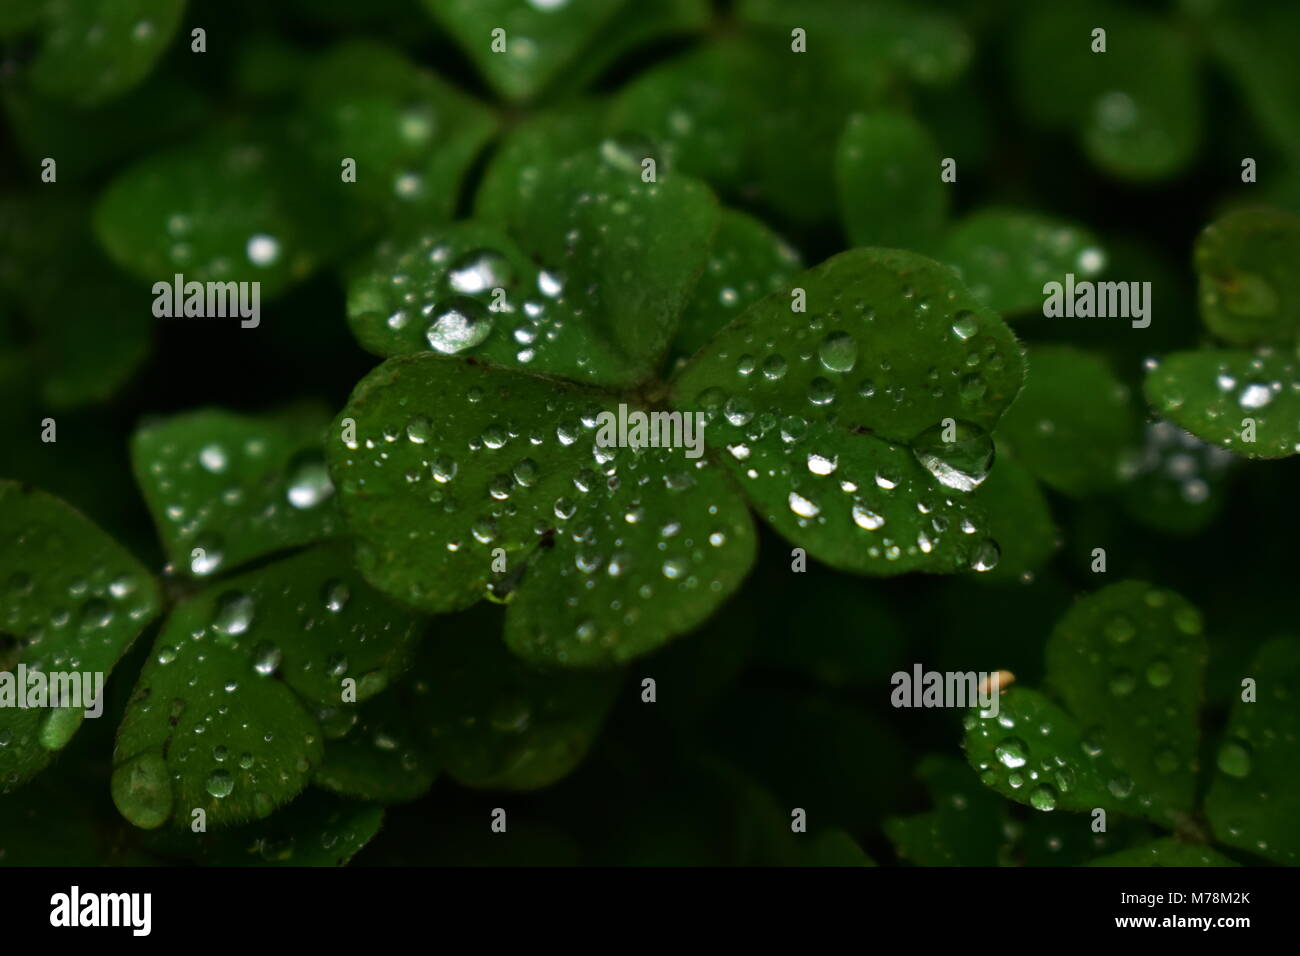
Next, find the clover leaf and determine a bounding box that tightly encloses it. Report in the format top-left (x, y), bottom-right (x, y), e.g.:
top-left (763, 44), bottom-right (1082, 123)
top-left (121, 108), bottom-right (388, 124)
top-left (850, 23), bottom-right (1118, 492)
top-left (301, 40), bottom-right (498, 232)
top-left (998, 346), bottom-right (1138, 496)
top-left (668, 209), bottom-right (802, 365)
top-left (941, 209), bottom-right (1106, 318)
top-left (737, 0), bottom-right (971, 88)
top-left (1014, 1), bottom-right (1199, 180)
top-left (673, 247), bottom-right (1024, 576)
top-left (28, 0), bottom-right (186, 108)
top-left (1191, 0), bottom-right (1300, 155)
top-left (1143, 208), bottom-right (1300, 458)
top-left (609, 34), bottom-right (895, 224)
top-left (886, 755), bottom-right (1013, 866)
top-left (1204, 637), bottom-right (1300, 865)
top-left (545, 0), bottom-right (709, 100)
top-left (0, 193), bottom-right (155, 408)
top-left (328, 355), bottom-right (756, 665)
top-left (1145, 348), bottom-right (1300, 460)
top-left (95, 128), bottom-right (343, 299)
top-left (835, 112), bottom-right (947, 254)
top-left (1087, 838), bottom-right (1237, 867)
top-left (0, 481), bottom-right (161, 792)
top-left (131, 408), bottom-right (342, 579)
top-left (350, 149), bottom-right (718, 388)
top-left (112, 543), bottom-right (421, 829)
top-left (963, 580), bottom-right (1296, 865)
top-left (313, 689), bottom-right (437, 804)
top-left (408, 621), bottom-right (620, 789)
top-left (421, 0), bottom-right (626, 103)
top-left (136, 789), bottom-right (385, 865)
top-left (1193, 207), bottom-right (1300, 347)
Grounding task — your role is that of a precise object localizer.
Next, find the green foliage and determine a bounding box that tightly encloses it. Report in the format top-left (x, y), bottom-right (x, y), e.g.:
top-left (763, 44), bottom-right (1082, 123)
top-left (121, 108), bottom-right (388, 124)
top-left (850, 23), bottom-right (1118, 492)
top-left (1, 0), bottom-right (1297, 869)
top-left (0, 481), bottom-right (160, 792)
top-left (131, 408), bottom-right (342, 578)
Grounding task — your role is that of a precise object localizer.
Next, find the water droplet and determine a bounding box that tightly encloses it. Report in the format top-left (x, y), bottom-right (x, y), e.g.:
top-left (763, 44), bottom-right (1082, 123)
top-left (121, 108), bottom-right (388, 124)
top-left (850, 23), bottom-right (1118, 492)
top-left (761, 355), bottom-right (787, 380)
top-left (405, 416), bottom-right (431, 444)
top-left (911, 420), bottom-right (994, 492)
top-left (322, 580), bottom-right (350, 613)
top-left (1029, 784), bottom-right (1058, 812)
top-left (788, 491), bottom-right (820, 518)
top-left (852, 503), bottom-right (885, 530)
top-left (212, 592), bottom-right (255, 637)
top-left (806, 452), bottom-right (838, 475)
top-left (447, 248), bottom-right (514, 295)
top-left (995, 737), bottom-right (1028, 769)
top-left (1216, 739), bottom-right (1252, 778)
top-left (1146, 658), bottom-right (1172, 688)
top-left (190, 535), bottom-right (224, 576)
top-left (111, 753), bottom-right (173, 828)
top-left (950, 311), bottom-right (978, 340)
top-left (206, 769), bottom-right (235, 798)
top-left (39, 707), bottom-right (83, 751)
top-left (198, 443), bottom-right (228, 473)
top-left (286, 452), bottom-right (334, 509)
top-left (599, 133), bottom-right (658, 173)
top-left (1104, 614), bottom-right (1136, 645)
top-left (818, 331), bottom-right (858, 372)
top-left (246, 234), bottom-right (280, 267)
top-left (969, 538), bottom-right (1000, 572)
top-left (1239, 383), bottom-right (1274, 410)
top-left (807, 378), bottom-right (836, 405)
top-left (253, 639), bottom-right (282, 676)
top-left (1108, 669), bottom-right (1136, 696)
top-left (431, 455), bottom-right (458, 483)
top-left (425, 296), bottom-right (493, 354)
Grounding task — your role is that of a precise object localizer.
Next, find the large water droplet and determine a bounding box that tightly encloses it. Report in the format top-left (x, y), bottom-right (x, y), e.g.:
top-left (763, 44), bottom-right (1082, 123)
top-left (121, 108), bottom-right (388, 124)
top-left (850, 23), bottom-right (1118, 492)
top-left (911, 420), bottom-right (994, 492)
top-left (969, 538), bottom-right (1000, 573)
top-left (1216, 739), bottom-right (1252, 778)
top-left (995, 737), bottom-right (1028, 769)
top-left (206, 768), bottom-right (235, 798)
top-left (212, 591), bottom-right (255, 637)
top-left (1029, 783), bottom-right (1058, 812)
top-left (599, 133), bottom-right (658, 173)
top-left (111, 753), bottom-right (173, 829)
top-left (447, 248), bottom-right (514, 295)
top-left (39, 707), bottom-right (83, 751)
top-left (818, 331), bottom-right (858, 373)
top-left (286, 451), bottom-right (334, 509)
top-left (425, 296), bottom-right (493, 354)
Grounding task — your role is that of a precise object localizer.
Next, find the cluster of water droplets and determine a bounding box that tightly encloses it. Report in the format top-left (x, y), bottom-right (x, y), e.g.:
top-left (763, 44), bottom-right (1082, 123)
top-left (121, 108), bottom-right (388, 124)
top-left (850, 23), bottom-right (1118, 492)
top-left (364, 234), bottom-right (571, 368)
top-left (1, 512), bottom-right (157, 784)
top-left (111, 552), bottom-right (418, 827)
top-left (336, 374), bottom-right (752, 659)
top-left (138, 424), bottom-right (337, 580)
top-left (1119, 418), bottom-right (1236, 505)
top-left (950, 218), bottom-right (1105, 306)
top-left (684, 296), bottom-right (1004, 571)
top-left (1152, 350), bottom-right (1300, 453)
